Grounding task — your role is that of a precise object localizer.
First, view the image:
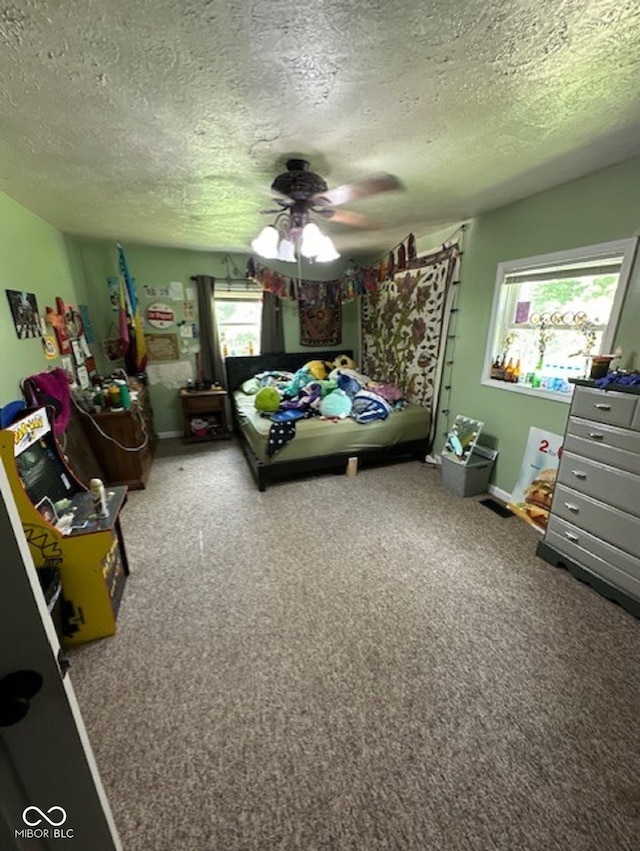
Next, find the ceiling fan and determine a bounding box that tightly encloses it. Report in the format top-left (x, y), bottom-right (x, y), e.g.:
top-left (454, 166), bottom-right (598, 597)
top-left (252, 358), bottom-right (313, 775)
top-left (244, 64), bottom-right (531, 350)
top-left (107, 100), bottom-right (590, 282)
top-left (253, 159), bottom-right (402, 262)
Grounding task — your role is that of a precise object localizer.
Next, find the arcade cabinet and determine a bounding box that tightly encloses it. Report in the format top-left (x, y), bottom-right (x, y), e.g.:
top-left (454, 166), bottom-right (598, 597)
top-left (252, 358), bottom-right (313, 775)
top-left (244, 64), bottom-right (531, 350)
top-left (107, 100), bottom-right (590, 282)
top-left (0, 407), bottom-right (129, 646)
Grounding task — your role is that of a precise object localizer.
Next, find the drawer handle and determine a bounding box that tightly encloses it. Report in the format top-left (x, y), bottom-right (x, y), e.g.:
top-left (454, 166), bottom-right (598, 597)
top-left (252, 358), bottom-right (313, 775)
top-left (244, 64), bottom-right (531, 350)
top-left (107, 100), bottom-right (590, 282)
top-left (571, 470), bottom-right (587, 480)
top-left (564, 502), bottom-right (580, 513)
top-left (588, 432), bottom-right (604, 440)
top-left (565, 532), bottom-right (580, 542)
top-left (594, 403), bottom-right (611, 411)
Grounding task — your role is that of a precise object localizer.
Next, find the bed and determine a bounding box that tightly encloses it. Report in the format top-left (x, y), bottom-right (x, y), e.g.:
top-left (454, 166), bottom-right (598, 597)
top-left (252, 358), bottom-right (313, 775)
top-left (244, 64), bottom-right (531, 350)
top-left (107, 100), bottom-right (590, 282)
top-left (225, 350), bottom-right (431, 491)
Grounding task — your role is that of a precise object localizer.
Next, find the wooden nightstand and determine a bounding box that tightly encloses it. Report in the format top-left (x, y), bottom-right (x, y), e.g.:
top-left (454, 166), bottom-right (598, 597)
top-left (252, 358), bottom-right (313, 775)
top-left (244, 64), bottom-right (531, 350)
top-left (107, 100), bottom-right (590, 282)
top-left (179, 388), bottom-right (231, 442)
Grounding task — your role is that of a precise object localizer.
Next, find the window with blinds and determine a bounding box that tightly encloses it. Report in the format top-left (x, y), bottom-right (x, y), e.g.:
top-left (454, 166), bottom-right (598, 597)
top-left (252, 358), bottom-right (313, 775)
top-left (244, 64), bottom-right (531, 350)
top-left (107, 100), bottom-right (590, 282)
top-left (484, 238), bottom-right (637, 399)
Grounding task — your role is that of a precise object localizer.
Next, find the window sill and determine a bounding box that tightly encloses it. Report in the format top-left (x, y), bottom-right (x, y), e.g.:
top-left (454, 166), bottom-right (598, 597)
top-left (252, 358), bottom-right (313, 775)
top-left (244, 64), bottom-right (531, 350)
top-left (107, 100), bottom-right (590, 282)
top-left (482, 378), bottom-right (573, 403)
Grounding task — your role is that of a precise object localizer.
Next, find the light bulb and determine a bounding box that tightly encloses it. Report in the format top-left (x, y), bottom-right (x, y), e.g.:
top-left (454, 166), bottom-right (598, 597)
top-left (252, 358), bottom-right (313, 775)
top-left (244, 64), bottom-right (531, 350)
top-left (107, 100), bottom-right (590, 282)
top-left (315, 235), bottom-right (340, 262)
top-left (251, 226), bottom-right (279, 259)
top-left (277, 237), bottom-right (297, 263)
top-left (300, 222), bottom-right (323, 258)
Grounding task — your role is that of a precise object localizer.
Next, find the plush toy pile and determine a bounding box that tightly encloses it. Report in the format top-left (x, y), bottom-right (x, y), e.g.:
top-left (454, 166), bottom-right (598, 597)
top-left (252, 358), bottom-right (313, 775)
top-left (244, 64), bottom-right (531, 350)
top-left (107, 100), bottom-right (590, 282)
top-left (245, 355), bottom-right (405, 456)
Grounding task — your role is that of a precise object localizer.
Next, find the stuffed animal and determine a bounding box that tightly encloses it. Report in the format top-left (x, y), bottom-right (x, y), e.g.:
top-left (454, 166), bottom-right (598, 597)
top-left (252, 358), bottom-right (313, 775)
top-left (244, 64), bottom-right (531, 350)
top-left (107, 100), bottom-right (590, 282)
top-left (320, 388), bottom-right (353, 419)
top-left (332, 353), bottom-right (357, 371)
top-left (254, 385), bottom-right (281, 414)
top-left (304, 360), bottom-right (332, 380)
top-left (283, 367), bottom-right (313, 397)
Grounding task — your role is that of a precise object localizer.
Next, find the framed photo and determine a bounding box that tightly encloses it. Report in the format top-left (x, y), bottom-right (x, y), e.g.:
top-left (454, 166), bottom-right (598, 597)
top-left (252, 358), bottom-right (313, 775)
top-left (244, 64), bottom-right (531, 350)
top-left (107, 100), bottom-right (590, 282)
top-left (6, 289), bottom-right (43, 339)
top-left (144, 332), bottom-right (180, 361)
top-left (71, 339), bottom-right (84, 366)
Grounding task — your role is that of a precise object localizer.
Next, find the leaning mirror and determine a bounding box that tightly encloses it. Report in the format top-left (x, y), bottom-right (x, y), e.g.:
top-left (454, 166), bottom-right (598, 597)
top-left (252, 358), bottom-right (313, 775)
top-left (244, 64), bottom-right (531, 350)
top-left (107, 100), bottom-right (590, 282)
top-left (443, 415), bottom-right (484, 464)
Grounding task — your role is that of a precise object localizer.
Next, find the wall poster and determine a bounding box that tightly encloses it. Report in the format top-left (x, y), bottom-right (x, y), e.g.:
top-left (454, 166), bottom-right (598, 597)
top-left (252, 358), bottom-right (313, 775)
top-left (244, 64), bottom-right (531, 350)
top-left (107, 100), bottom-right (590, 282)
top-left (507, 427), bottom-right (563, 532)
top-left (5, 289), bottom-right (43, 339)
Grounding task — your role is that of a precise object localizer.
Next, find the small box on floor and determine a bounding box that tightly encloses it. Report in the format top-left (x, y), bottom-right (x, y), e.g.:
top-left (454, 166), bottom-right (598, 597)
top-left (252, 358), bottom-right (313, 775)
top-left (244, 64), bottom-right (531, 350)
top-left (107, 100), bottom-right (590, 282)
top-left (440, 444), bottom-right (497, 497)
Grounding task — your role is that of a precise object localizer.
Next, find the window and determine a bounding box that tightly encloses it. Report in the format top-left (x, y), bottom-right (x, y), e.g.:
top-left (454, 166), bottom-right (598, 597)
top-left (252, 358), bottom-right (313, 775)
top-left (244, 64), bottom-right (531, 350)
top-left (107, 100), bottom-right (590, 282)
top-left (484, 238), bottom-right (637, 400)
top-left (214, 286), bottom-right (263, 357)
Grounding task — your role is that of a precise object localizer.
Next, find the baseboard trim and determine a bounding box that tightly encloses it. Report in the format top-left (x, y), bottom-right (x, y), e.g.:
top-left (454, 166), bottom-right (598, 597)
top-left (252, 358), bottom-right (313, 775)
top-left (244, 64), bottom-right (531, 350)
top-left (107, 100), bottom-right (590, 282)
top-left (158, 430), bottom-right (183, 439)
top-left (488, 483), bottom-right (511, 504)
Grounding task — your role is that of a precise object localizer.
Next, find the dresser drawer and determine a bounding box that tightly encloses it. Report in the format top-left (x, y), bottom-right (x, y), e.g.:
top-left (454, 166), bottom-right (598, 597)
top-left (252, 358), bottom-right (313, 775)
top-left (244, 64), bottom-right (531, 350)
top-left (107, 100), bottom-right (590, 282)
top-left (557, 451), bottom-right (640, 515)
top-left (563, 431), bottom-right (640, 476)
top-left (546, 516), bottom-right (640, 601)
top-left (567, 416), bottom-right (640, 454)
top-left (551, 484), bottom-right (640, 552)
top-left (571, 387), bottom-right (637, 428)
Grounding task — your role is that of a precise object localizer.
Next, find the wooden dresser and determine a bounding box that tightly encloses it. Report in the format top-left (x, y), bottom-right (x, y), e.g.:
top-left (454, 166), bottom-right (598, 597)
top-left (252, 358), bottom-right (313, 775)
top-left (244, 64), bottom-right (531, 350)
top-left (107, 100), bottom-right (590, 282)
top-left (80, 384), bottom-right (157, 489)
top-left (537, 381), bottom-right (640, 617)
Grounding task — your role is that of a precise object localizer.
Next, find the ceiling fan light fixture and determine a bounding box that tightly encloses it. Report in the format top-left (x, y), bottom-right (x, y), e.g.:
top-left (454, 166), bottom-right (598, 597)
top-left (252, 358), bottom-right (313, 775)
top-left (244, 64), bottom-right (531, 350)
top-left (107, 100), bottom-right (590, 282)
top-left (277, 237), bottom-right (297, 263)
top-left (314, 235), bottom-right (340, 262)
top-left (251, 225), bottom-right (279, 259)
top-left (300, 222), bottom-right (323, 258)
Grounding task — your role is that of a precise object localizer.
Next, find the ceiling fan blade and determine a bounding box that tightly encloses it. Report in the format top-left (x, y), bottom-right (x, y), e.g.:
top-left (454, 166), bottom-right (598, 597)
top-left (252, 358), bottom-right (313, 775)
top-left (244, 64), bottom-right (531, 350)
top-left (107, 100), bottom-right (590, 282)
top-left (318, 208), bottom-right (381, 229)
top-left (311, 173), bottom-right (402, 207)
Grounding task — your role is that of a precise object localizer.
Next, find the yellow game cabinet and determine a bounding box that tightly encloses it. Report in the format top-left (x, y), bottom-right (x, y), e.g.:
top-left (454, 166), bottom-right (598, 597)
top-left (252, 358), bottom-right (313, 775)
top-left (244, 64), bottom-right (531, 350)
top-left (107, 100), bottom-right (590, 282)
top-left (0, 407), bottom-right (129, 646)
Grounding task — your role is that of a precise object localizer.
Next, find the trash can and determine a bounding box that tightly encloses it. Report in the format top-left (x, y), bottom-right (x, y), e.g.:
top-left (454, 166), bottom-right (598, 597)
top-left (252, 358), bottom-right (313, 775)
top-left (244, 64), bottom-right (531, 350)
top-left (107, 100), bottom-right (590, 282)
top-left (440, 444), bottom-right (498, 497)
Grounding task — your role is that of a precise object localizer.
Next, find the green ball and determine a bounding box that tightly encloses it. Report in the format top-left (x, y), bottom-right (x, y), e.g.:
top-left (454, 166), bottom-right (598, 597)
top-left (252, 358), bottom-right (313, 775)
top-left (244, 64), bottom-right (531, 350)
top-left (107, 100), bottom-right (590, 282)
top-left (254, 386), bottom-right (281, 413)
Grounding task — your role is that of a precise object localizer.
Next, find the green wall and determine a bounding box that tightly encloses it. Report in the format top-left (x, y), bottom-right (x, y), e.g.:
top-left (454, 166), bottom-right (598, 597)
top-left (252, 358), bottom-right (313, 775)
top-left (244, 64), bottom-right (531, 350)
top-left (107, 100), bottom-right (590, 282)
top-left (0, 193), bottom-right (87, 407)
top-left (76, 242), bottom-right (359, 435)
top-left (423, 155), bottom-right (640, 495)
top-left (3, 152), bottom-right (639, 491)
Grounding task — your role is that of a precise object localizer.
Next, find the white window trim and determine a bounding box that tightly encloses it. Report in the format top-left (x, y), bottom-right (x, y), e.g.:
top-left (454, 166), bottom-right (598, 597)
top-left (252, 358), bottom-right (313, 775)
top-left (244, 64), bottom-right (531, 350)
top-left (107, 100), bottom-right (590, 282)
top-left (482, 237), bottom-right (638, 403)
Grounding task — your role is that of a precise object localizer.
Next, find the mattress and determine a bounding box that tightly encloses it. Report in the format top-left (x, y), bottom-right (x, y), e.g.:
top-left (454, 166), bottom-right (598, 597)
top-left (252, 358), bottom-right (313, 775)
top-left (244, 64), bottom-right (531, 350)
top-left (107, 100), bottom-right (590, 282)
top-left (233, 390), bottom-right (430, 465)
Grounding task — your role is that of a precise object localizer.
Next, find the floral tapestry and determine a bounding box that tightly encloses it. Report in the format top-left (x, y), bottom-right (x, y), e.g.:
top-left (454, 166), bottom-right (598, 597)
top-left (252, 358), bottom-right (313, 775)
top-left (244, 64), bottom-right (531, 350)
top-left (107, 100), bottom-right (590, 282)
top-left (361, 243), bottom-right (460, 416)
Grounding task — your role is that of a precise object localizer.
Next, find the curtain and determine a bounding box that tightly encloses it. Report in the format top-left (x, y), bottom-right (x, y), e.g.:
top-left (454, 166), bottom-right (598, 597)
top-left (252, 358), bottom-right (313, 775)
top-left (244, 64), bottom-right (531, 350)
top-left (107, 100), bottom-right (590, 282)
top-left (194, 275), bottom-right (225, 389)
top-left (361, 243), bottom-right (460, 445)
top-left (260, 291), bottom-right (284, 354)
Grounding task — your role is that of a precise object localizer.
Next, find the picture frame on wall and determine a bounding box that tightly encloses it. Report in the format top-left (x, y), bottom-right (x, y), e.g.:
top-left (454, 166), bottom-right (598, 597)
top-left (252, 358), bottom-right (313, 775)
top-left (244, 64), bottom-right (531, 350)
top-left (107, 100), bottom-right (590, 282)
top-left (144, 332), bottom-right (180, 361)
top-left (71, 339), bottom-right (84, 366)
top-left (5, 289), bottom-right (43, 339)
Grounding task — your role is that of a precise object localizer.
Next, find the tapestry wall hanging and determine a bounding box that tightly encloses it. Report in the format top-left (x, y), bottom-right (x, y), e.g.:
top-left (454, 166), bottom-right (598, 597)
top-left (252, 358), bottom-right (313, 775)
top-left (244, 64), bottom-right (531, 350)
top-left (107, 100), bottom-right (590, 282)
top-left (299, 281), bottom-right (342, 347)
top-left (361, 243), bottom-right (460, 417)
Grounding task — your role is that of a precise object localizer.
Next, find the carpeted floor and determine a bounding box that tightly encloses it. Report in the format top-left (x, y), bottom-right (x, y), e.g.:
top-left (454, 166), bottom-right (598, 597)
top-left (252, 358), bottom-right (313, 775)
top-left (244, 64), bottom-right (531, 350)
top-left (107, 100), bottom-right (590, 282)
top-left (69, 439), bottom-right (640, 851)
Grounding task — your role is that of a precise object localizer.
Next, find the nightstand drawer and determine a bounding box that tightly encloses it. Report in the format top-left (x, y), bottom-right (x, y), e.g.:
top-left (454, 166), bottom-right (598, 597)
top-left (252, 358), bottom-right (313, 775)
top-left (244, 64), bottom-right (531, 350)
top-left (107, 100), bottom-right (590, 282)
top-left (557, 451), bottom-right (640, 514)
top-left (183, 393), bottom-right (225, 413)
top-left (571, 387), bottom-right (637, 428)
top-left (546, 516), bottom-right (640, 600)
top-left (552, 484), bottom-right (640, 551)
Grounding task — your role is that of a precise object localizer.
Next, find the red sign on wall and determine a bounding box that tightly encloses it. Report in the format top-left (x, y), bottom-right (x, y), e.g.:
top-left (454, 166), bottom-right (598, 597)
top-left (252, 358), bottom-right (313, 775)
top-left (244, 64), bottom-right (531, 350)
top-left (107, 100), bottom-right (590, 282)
top-left (146, 302), bottom-right (175, 329)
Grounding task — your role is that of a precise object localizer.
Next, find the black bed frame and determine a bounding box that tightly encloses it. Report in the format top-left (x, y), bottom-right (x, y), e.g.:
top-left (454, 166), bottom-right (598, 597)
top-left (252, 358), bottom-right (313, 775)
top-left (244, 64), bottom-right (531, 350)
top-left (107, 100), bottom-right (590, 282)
top-left (225, 350), bottom-right (428, 491)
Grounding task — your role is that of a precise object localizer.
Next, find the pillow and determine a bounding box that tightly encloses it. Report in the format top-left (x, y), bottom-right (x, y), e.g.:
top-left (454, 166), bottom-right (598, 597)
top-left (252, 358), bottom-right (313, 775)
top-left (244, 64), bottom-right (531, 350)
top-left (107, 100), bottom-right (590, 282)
top-left (241, 377), bottom-right (260, 395)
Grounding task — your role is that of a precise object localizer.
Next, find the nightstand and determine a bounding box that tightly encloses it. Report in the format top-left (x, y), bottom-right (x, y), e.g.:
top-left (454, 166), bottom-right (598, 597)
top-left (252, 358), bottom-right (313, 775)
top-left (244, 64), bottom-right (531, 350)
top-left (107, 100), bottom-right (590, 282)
top-left (179, 388), bottom-right (231, 442)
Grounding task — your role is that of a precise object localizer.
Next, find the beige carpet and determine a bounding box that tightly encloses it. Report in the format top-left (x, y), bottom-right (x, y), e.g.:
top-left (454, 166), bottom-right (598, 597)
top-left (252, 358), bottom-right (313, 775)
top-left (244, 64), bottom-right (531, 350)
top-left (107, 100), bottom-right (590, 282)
top-left (69, 439), bottom-right (640, 851)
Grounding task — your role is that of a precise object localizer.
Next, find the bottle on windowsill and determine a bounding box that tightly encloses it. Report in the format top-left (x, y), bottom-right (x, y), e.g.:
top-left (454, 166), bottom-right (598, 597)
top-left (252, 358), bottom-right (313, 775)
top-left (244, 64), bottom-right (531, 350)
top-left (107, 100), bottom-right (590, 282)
top-left (490, 355), bottom-right (501, 380)
top-left (504, 357), bottom-right (514, 382)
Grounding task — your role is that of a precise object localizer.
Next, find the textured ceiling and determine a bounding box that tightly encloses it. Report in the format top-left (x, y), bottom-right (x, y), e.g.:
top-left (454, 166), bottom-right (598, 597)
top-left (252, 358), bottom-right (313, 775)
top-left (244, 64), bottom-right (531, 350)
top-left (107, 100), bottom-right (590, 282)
top-left (1, 0), bottom-right (640, 258)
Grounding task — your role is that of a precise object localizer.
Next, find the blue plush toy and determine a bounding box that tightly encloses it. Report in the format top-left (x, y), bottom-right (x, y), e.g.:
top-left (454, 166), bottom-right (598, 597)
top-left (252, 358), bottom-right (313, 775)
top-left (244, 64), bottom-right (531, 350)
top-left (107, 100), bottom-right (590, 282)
top-left (283, 366), bottom-right (313, 398)
top-left (319, 388), bottom-right (353, 419)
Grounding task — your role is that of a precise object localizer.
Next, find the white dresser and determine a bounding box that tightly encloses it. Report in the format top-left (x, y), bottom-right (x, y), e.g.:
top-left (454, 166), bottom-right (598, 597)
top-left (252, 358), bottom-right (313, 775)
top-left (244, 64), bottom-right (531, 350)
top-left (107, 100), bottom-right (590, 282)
top-left (537, 382), bottom-right (640, 617)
